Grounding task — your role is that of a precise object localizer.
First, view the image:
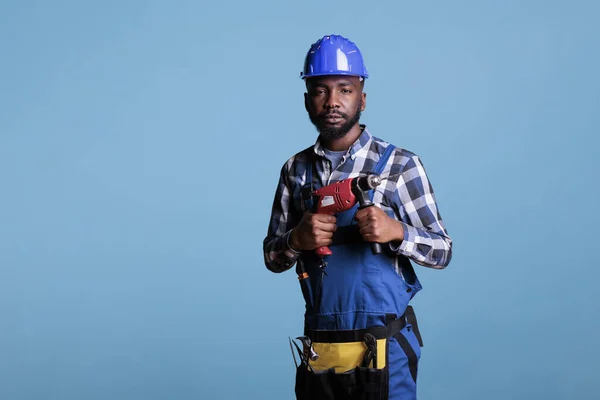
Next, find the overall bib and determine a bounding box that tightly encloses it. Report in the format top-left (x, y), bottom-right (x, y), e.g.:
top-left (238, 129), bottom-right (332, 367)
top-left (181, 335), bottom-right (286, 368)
top-left (292, 145), bottom-right (424, 400)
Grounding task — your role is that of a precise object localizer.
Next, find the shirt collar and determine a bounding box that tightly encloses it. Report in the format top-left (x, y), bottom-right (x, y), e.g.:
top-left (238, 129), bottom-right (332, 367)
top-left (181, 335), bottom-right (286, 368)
top-left (313, 125), bottom-right (373, 161)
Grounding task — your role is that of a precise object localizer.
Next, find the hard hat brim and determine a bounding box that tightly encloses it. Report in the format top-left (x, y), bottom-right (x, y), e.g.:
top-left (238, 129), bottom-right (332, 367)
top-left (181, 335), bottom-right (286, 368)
top-left (300, 71), bottom-right (368, 80)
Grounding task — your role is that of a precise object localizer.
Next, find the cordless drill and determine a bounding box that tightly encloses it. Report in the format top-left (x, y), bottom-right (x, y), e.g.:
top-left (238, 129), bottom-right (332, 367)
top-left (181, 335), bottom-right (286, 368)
top-left (312, 174), bottom-right (384, 256)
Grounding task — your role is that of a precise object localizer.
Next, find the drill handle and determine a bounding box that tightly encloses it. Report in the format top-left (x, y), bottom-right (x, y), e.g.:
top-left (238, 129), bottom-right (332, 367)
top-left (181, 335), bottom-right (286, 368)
top-left (354, 178), bottom-right (381, 255)
top-left (358, 203), bottom-right (383, 255)
top-left (354, 179), bottom-right (382, 255)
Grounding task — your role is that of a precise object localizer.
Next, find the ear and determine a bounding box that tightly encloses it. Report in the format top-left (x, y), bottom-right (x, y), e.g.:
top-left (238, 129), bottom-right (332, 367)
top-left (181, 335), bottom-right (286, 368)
top-left (304, 92), bottom-right (310, 113)
top-left (361, 92), bottom-right (367, 112)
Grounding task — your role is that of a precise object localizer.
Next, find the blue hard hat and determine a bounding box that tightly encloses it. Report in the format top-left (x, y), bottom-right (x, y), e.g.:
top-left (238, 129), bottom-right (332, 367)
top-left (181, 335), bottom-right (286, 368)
top-left (300, 34), bottom-right (369, 80)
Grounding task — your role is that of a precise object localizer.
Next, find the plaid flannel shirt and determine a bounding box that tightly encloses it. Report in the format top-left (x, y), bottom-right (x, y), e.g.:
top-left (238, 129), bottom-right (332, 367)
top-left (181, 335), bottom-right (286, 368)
top-left (263, 126), bottom-right (452, 274)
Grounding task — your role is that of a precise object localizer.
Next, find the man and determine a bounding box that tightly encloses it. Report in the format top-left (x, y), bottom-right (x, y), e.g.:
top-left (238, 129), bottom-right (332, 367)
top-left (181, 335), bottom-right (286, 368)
top-left (263, 34), bottom-right (452, 400)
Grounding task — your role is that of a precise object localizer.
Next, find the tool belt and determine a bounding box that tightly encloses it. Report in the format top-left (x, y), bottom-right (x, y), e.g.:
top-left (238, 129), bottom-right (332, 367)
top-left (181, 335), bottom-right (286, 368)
top-left (291, 306), bottom-right (423, 400)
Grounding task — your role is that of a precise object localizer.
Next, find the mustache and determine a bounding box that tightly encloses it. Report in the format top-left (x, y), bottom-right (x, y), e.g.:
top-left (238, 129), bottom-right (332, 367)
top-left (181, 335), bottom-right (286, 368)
top-left (318, 110), bottom-right (347, 119)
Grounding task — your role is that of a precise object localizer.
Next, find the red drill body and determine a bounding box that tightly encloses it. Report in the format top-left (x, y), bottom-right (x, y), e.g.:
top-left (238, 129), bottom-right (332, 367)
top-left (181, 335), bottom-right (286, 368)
top-left (313, 178), bottom-right (358, 256)
top-left (312, 174), bottom-right (383, 256)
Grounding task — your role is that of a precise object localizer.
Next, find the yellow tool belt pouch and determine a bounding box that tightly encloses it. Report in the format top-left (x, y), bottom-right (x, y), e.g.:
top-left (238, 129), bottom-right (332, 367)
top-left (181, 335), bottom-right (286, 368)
top-left (292, 315), bottom-right (407, 400)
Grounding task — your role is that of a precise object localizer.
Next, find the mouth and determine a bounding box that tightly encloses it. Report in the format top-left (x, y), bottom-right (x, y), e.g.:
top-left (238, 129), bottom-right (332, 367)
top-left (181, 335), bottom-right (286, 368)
top-left (321, 114), bottom-right (344, 124)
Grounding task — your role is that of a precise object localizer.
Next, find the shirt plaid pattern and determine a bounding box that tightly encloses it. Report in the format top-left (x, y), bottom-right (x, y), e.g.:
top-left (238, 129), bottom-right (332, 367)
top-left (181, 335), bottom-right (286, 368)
top-left (263, 125), bottom-right (452, 274)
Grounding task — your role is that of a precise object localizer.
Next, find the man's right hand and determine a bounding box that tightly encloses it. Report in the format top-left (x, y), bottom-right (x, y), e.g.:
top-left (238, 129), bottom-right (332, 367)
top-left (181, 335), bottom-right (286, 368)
top-left (290, 212), bottom-right (337, 251)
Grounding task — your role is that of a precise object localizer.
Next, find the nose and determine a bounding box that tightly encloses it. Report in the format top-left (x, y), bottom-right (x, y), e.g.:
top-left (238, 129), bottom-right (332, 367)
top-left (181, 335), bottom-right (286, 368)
top-left (325, 91), bottom-right (340, 109)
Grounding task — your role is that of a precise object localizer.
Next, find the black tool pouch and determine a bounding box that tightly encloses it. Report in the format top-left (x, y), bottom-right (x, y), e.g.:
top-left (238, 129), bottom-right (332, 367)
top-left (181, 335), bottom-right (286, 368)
top-left (295, 363), bottom-right (387, 400)
top-left (293, 314), bottom-right (409, 400)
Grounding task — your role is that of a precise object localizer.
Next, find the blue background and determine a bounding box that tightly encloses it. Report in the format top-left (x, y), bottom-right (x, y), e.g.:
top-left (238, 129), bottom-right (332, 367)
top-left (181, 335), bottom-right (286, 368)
top-left (1, 1), bottom-right (598, 399)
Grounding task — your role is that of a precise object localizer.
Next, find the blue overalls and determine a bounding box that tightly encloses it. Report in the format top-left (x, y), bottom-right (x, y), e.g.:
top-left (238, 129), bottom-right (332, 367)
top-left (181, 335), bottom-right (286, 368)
top-left (292, 145), bottom-right (424, 400)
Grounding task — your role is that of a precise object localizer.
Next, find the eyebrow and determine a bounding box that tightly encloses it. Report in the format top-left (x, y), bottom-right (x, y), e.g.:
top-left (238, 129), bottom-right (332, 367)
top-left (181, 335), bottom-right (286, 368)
top-left (311, 80), bottom-right (357, 89)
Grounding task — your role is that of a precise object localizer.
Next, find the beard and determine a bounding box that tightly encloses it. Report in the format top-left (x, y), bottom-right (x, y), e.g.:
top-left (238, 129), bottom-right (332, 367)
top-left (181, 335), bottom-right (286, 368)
top-left (309, 102), bottom-right (362, 141)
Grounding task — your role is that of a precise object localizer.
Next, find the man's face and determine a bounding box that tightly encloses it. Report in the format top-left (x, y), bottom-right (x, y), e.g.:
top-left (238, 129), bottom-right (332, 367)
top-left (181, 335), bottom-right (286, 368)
top-left (304, 75), bottom-right (366, 141)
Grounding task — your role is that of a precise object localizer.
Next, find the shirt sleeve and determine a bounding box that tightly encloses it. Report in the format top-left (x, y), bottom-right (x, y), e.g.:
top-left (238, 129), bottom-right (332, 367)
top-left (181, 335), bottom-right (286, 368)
top-left (388, 155), bottom-right (453, 269)
top-left (263, 161), bottom-right (302, 273)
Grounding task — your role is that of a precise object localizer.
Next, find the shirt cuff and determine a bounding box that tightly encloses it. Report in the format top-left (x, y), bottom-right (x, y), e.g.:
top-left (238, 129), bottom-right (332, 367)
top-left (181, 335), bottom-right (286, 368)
top-left (389, 222), bottom-right (417, 255)
top-left (284, 229), bottom-right (301, 255)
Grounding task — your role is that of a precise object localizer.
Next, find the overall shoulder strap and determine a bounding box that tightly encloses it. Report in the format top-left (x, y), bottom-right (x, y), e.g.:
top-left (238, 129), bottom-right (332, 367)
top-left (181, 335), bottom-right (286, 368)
top-left (369, 144), bottom-right (396, 202)
top-left (301, 149), bottom-right (315, 212)
top-left (373, 144), bottom-right (396, 175)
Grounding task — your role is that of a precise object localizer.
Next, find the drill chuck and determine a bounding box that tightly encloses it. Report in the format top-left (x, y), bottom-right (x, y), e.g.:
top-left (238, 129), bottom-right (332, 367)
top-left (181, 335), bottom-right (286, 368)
top-left (357, 174), bottom-right (382, 191)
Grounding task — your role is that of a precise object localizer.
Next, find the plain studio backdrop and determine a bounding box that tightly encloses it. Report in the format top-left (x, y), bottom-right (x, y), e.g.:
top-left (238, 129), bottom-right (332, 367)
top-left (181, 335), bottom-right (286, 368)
top-left (1, 1), bottom-right (598, 399)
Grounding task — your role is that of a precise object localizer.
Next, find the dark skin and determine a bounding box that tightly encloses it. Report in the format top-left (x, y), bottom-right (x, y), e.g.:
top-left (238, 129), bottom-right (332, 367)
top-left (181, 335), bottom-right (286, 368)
top-left (289, 75), bottom-right (405, 251)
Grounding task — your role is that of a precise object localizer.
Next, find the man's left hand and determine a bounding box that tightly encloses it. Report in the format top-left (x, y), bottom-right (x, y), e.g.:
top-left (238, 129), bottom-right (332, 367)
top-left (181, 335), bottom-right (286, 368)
top-left (355, 205), bottom-right (404, 244)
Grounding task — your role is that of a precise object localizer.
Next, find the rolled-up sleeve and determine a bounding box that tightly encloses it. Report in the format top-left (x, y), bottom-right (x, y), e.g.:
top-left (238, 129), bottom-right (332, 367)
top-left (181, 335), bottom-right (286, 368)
top-left (388, 155), bottom-right (452, 269)
top-left (263, 161), bottom-right (301, 273)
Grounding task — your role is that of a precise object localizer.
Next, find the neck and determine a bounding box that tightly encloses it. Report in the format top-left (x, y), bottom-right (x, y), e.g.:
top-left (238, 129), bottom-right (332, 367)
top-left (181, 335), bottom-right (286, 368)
top-left (322, 124), bottom-right (363, 151)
